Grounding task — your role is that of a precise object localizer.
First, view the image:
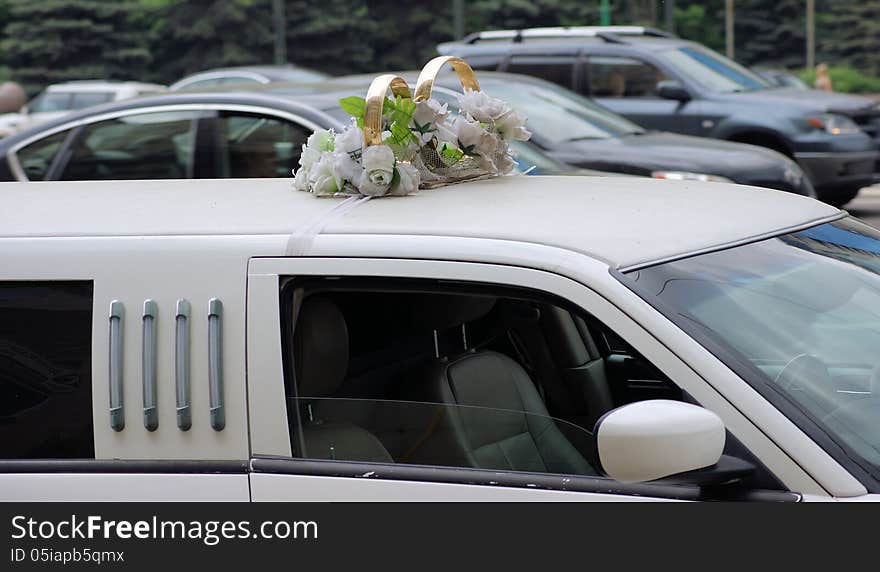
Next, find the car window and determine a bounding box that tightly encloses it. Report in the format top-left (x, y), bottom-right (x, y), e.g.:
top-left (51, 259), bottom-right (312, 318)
top-left (0, 281), bottom-right (94, 458)
top-left (586, 56), bottom-right (669, 98)
top-left (214, 112), bottom-right (311, 178)
top-left (59, 111), bottom-right (197, 180)
top-left (28, 92), bottom-right (72, 113)
top-left (70, 92), bottom-right (114, 110)
top-left (219, 76), bottom-right (263, 86)
top-left (280, 278), bottom-right (692, 481)
top-left (437, 80), bottom-right (643, 143)
top-left (177, 78), bottom-right (225, 90)
top-left (14, 129), bottom-right (70, 180)
top-left (662, 46), bottom-right (768, 93)
top-left (506, 57), bottom-right (575, 89)
top-left (623, 216), bottom-right (880, 481)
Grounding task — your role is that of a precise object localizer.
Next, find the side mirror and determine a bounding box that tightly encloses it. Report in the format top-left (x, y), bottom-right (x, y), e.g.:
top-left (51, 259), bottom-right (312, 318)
top-left (595, 400), bottom-right (724, 483)
top-left (656, 79), bottom-right (691, 101)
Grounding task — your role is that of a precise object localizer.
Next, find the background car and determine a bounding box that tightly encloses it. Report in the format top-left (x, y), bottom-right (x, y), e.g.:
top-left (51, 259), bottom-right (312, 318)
top-left (310, 71), bottom-right (816, 197)
top-left (438, 26), bottom-right (880, 206)
top-left (169, 64), bottom-right (329, 91)
top-left (0, 80), bottom-right (166, 138)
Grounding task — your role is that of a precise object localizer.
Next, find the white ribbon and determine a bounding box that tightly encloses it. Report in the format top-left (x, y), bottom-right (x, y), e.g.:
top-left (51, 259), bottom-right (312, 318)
top-left (285, 195), bottom-right (372, 256)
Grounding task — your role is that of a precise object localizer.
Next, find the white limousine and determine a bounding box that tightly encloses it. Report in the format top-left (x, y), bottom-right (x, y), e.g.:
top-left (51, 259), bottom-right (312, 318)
top-left (1, 175), bottom-right (878, 502)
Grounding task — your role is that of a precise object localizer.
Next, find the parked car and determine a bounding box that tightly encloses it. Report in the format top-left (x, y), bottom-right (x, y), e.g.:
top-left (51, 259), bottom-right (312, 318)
top-left (437, 26), bottom-right (880, 205)
top-left (0, 81), bottom-right (777, 191)
top-left (169, 65), bottom-right (328, 91)
top-left (1, 174), bottom-right (878, 501)
top-left (0, 80), bottom-right (166, 138)
top-left (310, 71), bottom-right (816, 197)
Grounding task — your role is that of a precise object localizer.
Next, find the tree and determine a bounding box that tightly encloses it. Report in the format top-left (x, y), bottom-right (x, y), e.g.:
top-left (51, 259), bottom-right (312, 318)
top-left (144, 0), bottom-right (274, 84)
top-left (819, 0), bottom-right (880, 77)
top-left (731, 0), bottom-right (807, 68)
top-left (284, 0), bottom-right (378, 75)
top-left (1, 0), bottom-right (151, 95)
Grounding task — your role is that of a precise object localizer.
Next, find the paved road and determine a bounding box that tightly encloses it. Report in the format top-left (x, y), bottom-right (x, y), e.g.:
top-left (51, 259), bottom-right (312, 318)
top-left (846, 185), bottom-right (880, 229)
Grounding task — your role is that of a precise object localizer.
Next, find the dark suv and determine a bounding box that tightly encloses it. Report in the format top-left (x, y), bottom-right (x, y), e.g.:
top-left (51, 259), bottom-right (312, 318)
top-left (438, 26), bottom-right (880, 206)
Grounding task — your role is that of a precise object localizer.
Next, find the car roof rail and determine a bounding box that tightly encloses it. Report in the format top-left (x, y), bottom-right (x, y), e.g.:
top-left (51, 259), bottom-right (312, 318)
top-left (460, 26), bottom-right (676, 44)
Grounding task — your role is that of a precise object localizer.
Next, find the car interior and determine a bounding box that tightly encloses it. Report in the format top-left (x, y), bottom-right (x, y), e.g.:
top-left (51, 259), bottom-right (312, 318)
top-left (281, 278), bottom-right (687, 478)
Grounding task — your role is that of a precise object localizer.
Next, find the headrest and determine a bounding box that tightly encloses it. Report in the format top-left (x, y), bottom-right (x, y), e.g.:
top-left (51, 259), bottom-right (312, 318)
top-left (294, 297), bottom-right (349, 398)
top-left (408, 293), bottom-right (496, 331)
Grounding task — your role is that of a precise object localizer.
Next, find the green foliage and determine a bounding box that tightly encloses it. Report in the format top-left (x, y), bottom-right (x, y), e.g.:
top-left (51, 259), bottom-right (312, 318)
top-left (798, 65), bottom-right (880, 94)
top-left (1, 0), bottom-right (151, 95)
top-left (818, 0), bottom-right (880, 78)
top-left (338, 96), bottom-right (366, 118)
top-left (142, 0), bottom-right (272, 84)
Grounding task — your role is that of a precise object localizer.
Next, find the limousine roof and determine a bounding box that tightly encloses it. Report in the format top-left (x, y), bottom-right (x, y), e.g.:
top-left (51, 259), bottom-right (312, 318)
top-left (0, 175), bottom-right (841, 270)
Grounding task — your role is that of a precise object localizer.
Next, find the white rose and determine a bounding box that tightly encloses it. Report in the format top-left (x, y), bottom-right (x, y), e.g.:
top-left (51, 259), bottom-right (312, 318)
top-left (292, 166), bottom-right (311, 192)
top-left (454, 117), bottom-right (498, 160)
top-left (308, 154), bottom-right (343, 197)
top-left (495, 151), bottom-right (518, 175)
top-left (390, 162), bottom-right (421, 196)
top-left (411, 99), bottom-right (448, 145)
top-left (457, 89), bottom-right (511, 122)
top-left (334, 124), bottom-right (362, 154)
top-left (495, 109), bottom-right (531, 142)
top-left (298, 145), bottom-right (322, 171)
top-left (333, 150), bottom-right (362, 184)
top-left (358, 145), bottom-right (395, 196)
top-left (306, 129), bottom-right (335, 153)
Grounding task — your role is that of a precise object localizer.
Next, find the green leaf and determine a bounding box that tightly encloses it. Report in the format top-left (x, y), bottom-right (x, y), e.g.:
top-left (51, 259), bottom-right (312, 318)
top-left (389, 120), bottom-right (414, 145)
top-left (338, 96), bottom-right (366, 118)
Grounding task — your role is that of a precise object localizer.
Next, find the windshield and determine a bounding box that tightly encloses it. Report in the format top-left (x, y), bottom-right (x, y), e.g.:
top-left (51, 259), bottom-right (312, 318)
top-left (662, 46), bottom-right (770, 93)
top-left (624, 217), bottom-right (880, 480)
top-left (507, 140), bottom-right (571, 174)
top-left (481, 80), bottom-right (644, 143)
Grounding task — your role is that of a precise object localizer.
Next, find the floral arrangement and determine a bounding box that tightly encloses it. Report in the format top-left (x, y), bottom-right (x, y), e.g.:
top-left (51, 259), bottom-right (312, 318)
top-left (292, 62), bottom-right (531, 198)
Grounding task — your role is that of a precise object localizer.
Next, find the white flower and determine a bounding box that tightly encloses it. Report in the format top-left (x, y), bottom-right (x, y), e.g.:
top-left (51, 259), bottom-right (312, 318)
top-left (411, 99), bottom-right (448, 145)
top-left (494, 109), bottom-right (531, 142)
top-left (334, 124), bottom-right (362, 154)
top-left (333, 150), bottom-right (362, 184)
top-left (292, 166), bottom-right (311, 192)
top-left (308, 154), bottom-right (343, 197)
top-left (357, 145), bottom-right (396, 196)
top-left (454, 116), bottom-right (498, 160)
top-left (298, 145), bottom-right (322, 171)
top-left (457, 89), bottom-right (511, 122)
top-left (390, 162), bottom-right (421, 196)
top-left (306, 129), bottom-right (335, 153)
top-left (495, 151), bottom-right (518, 174)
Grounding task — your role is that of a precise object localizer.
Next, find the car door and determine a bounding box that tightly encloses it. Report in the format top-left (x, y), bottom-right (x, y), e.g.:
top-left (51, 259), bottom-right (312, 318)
top-left (245, 254), bottom-right (819, 501)
top-left (584, 54), bottom-right (686, 132)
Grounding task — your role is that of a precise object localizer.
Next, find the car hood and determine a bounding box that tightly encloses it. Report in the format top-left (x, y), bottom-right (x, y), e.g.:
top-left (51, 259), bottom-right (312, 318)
top-left (712, 88), bottom-right (879, 115)
top-left (546, 132), bottom-right (797, 184)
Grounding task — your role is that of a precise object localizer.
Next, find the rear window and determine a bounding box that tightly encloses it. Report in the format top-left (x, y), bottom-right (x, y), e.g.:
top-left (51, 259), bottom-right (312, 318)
top-left (0, 281), bottom-right (94, 458)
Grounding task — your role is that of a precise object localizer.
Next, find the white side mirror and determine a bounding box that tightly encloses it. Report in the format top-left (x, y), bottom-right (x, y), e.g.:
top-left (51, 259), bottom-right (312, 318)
top-left (595, 400), bottom-right (725, 483)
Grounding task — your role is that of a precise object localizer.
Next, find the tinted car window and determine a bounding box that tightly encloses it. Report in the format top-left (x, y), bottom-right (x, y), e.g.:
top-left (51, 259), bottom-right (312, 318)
top-left (60, 111), bottom-right (197, 180)
top-left (662, 46), bottom-right (769, 93)
top-left (28, 92), bottom-right (72, 113)
top-left (506, 58), bottom-right (575, 89)
top-left (70, 92), bottom-right (114, 110)
top-left (216, 112), bottom-right (311, 178)
top-left (0, 281), bottom-right (94, 458)
top-left (15, 129), bottom-right (70, 180)
top-left (586, 56), bottom-right (669, 97)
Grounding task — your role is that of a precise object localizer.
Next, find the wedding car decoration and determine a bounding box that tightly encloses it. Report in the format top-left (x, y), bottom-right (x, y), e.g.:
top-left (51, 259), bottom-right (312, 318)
top-left (292, 56), bottom-right (531, 197)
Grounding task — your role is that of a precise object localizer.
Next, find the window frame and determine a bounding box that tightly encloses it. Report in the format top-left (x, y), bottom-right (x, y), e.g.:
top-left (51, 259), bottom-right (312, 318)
top-left (6, 103), bottom-right (329, 182)
top-left (245, 255), bottom-right (835, 500)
